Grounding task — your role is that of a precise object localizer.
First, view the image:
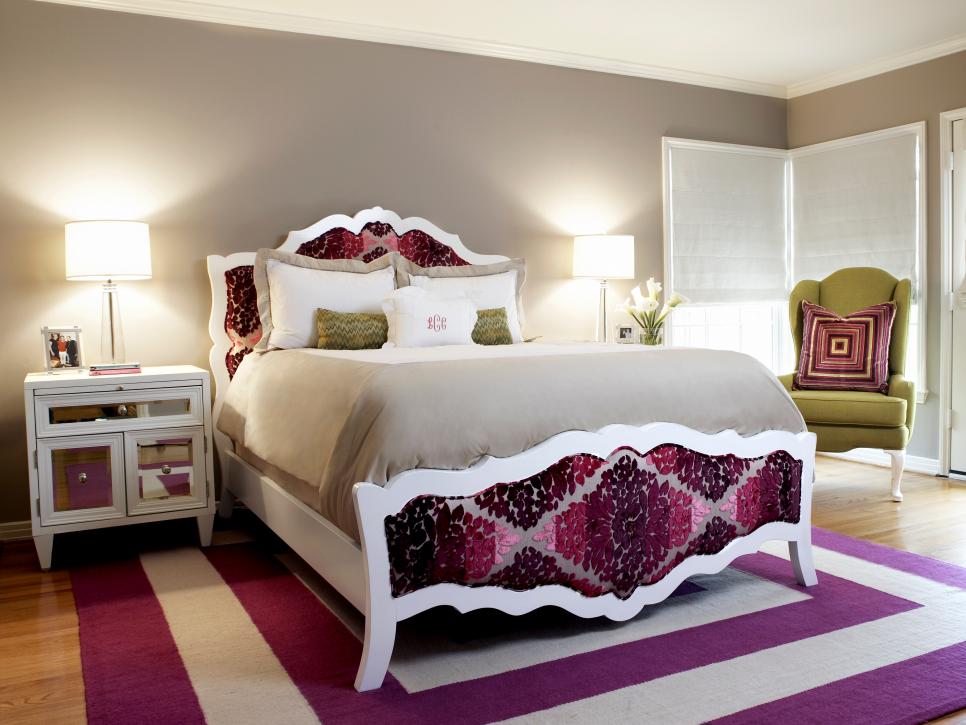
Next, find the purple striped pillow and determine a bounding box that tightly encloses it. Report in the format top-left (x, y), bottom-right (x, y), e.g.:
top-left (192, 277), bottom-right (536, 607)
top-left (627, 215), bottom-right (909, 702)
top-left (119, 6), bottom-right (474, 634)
top-left (794, 300), bottom-right (896, 393)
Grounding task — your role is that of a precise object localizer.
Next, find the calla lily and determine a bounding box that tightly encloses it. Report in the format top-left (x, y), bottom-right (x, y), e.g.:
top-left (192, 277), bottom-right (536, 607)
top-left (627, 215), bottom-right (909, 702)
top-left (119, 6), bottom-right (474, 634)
top-left (630, 285), bottom-right (646, 308)
top-left (667, 291), bottom-right (689, 308)
top-left (646, 277), bottom-right (662, 300)
top-left (640, 298), bottom-right (659, 313)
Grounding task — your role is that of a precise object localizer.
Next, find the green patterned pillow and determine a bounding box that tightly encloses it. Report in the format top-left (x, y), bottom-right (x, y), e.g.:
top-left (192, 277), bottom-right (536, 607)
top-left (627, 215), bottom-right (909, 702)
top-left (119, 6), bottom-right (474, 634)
top-left (316, 309), bottom-right (388, 350)
top-left (472, 308), bottom-right (514, 345)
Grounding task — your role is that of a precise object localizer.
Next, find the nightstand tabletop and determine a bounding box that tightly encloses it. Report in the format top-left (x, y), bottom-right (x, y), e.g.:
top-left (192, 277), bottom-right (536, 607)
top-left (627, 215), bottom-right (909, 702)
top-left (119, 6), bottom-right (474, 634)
top-left (25, 365), bottom-right (207, 389)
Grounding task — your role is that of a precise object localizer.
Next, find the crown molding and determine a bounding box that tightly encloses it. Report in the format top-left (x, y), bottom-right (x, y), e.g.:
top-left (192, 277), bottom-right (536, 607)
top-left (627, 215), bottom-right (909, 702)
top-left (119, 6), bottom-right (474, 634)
top-left (38, 0), bottom-right (788, 98)
top-left (787, 32), bottom-right (966, 98)
top-left (36, 0), bottom-right (966, 100)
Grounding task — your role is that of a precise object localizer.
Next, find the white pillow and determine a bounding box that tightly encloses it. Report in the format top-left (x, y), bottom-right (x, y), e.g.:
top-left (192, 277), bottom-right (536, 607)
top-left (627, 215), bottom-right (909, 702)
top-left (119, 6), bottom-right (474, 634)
top-left (407, 270), bottom-right (523, 342)
top-left (264, 260), bottom-right (395, 349)
top-left (382, 287), bottom-right (477, 348)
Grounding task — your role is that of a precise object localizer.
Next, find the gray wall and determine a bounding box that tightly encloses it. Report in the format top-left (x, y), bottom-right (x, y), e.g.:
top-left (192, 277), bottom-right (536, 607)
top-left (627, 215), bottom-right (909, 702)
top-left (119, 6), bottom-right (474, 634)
top-left (0, 0), bottom-right (790, 524)
top-left (788, 50), bottom-right (966, 460)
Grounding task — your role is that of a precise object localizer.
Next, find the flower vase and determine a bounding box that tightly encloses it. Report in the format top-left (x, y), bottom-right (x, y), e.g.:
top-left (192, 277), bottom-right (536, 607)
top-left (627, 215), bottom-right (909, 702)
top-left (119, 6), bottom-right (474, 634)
top-left (640, 326), bottom-right (663, 346)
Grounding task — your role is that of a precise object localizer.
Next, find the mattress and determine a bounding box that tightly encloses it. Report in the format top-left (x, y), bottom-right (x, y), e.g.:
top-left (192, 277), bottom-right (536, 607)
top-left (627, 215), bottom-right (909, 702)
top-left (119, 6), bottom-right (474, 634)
top-left (218, 342), bottom-right (805, 539)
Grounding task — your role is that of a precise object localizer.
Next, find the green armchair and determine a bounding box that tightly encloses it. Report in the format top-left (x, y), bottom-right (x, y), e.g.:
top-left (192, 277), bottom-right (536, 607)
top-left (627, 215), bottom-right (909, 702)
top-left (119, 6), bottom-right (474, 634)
top-left (779, 267), bottom-right (915, 501)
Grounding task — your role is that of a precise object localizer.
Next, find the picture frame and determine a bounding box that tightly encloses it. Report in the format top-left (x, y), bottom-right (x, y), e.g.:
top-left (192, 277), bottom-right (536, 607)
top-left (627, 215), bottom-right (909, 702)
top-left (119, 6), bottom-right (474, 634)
top-left (42, 325), bottom-right (85, 373)
top-left (615, 324), bottom-right (636, 344)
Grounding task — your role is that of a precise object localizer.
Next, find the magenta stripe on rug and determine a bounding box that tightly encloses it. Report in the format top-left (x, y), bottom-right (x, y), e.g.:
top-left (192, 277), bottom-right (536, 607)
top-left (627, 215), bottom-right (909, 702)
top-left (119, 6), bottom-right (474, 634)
top-left (71, 558), bottom-right (205, 725)
top-left (205, 541), bottom-right (919, 725)
top-left (813, 527), bottom-right (966, 589)
top-left (711, 641), bottom-right (966, 725)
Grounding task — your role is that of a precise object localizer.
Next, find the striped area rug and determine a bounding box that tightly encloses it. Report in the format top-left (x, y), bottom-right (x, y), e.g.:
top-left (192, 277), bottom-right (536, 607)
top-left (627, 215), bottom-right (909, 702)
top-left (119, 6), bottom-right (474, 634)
top-left (71, 528), bottom-right (966, 724)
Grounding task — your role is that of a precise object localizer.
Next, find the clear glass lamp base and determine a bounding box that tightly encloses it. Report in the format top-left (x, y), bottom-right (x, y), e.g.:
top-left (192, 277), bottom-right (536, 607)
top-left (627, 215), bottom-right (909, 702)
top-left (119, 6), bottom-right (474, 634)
top-left (100, 282), bottom-right (126, 363)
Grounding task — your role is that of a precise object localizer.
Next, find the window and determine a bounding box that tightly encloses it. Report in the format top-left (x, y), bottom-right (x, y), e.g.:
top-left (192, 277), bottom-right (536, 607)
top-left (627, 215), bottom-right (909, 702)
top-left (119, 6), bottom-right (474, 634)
top-left (668, 302), bottom-right (794, 373)
top-left (662, 124), bottom-right (926, 399)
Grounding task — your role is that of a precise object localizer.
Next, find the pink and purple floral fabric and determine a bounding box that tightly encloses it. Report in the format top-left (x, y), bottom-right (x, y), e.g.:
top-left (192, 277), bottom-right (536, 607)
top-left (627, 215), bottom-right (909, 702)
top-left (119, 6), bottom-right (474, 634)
top-left (385, 444), bottom-right (803, 600)
top-left (223, 222), bottom-right (468, 377)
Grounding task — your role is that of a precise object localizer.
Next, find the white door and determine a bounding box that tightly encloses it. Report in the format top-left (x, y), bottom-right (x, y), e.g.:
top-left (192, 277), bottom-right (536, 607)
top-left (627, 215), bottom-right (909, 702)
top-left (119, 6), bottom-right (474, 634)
top-left (951, 119), bottom-right (966, 474)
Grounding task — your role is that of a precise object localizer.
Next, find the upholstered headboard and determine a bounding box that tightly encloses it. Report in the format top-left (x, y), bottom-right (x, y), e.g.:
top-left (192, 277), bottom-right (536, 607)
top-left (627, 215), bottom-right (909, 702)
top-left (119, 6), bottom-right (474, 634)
top-left (206, 206), bottom-right (508, 472)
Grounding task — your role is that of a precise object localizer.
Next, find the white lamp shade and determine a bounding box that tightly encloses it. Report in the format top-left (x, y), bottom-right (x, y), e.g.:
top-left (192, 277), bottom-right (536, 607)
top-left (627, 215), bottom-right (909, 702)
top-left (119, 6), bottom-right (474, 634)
top-left (572, 235), bottom-right (635, 279)
top-left (65, 221), bottom-right (152, 280)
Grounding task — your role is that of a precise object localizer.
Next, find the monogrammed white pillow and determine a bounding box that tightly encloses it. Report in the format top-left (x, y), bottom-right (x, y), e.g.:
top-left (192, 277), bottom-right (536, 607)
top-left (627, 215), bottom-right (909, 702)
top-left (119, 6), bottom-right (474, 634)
top-left (263, 258), bottom-right (396, 349)
top-left (406, 269), bottom-right (523, 343)
top-left (381, 287), bottom-right (478, 348)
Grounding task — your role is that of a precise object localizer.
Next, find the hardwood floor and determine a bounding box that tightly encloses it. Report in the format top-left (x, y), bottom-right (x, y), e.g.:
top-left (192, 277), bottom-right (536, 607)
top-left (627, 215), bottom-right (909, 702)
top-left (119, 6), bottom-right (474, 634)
top-left (0, 457), bottom-right (964, 724)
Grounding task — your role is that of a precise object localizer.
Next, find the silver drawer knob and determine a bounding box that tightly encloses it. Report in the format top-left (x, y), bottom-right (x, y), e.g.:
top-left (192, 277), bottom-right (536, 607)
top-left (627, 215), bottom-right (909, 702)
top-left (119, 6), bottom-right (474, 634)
top-left (117, 404), bottom-right (128, 416)
top-left (161, 464), bottom-right (172, 474)
top-left (78, 472), bottom-right (87, 484)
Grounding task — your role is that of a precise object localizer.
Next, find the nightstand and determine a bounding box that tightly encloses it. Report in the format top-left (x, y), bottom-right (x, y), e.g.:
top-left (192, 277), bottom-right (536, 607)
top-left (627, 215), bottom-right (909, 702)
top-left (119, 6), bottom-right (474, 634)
top-left (24, 365), bottom-right (215, 569)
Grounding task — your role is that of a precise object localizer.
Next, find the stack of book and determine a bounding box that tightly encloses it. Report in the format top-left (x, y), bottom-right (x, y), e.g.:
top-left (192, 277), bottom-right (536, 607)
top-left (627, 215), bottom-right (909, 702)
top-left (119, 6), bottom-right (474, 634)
top-left (89, 362), bottom-right (142, 376)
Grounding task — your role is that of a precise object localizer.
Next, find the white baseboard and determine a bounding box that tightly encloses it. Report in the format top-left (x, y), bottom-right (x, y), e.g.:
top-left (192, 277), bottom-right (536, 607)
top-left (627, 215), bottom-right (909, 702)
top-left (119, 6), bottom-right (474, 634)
top-left (819, 449), bottom-right (940, 475)
top-left (0, 520), bottom-right (32, 542)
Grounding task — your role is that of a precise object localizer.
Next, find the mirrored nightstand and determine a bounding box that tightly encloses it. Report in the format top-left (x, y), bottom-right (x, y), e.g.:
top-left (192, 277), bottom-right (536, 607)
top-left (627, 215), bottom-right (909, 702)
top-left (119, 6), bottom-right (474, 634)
top-left (24, 366), bottom-right (215, 569)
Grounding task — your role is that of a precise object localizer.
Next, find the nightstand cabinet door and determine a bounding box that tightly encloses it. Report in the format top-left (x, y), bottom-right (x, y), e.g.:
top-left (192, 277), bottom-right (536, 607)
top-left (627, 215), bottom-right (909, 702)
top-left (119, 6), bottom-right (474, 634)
top-left (125, 427), bottom-right (207, 515)
top-left (37, 434), bottom-right (126, 525)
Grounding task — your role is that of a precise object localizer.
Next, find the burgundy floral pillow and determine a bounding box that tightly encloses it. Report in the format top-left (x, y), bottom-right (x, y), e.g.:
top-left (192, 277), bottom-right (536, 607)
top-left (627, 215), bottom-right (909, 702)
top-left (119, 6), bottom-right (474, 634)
top-left (794, 300), bottom-right (896, 393)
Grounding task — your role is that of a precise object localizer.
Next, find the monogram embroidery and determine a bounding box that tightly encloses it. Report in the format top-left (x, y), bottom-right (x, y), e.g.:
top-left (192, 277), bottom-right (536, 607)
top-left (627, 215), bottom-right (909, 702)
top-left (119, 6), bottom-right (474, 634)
top-left (426, 314), bottom-right (447, 332)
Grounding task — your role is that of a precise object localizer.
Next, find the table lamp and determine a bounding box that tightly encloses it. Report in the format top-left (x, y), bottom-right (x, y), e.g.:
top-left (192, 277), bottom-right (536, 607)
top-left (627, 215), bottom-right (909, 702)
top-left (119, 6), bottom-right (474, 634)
top-left (573, 234), bottom-right (635, 342)
top-left (65, 221), bottom-right (152, 364)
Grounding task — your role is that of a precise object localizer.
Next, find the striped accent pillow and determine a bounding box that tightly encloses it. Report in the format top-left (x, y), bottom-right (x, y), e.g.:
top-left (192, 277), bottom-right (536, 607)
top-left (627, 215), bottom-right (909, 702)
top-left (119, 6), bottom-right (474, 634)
top-left (316, 309), bottom-right (388, 350)
top-left (472, 308), bottom-right (513, 346)
top-left (794, 300), bottom-right (896, 393)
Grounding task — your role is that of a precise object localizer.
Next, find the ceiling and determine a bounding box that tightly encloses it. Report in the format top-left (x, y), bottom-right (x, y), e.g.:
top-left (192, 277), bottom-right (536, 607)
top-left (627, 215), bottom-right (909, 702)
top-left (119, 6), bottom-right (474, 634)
top-left (42, 0), bottom-right (966, 98)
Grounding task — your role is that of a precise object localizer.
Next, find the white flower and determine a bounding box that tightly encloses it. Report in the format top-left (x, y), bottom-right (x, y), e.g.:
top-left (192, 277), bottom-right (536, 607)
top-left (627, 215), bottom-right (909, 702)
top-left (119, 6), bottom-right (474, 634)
top-left (616, 297), bottom-right (632, 315)
top-left (630, 285), bottom-right (646, 308)
top-left (640, 298), bottom-right (659, 313)
top-left (646, 277), bottom-right (662, 300)
top-left (667, 291), bottom-right (690, 308)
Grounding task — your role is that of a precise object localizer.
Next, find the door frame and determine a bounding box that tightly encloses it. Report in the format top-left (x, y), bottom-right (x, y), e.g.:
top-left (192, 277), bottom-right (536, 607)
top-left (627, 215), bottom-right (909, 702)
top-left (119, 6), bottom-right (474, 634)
top-left (939, 107), bottom-right (966, 477)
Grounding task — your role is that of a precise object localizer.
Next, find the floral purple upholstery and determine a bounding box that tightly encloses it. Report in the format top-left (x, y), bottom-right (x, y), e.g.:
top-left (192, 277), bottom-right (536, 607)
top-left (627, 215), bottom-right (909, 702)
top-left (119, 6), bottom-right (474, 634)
top-left (385, 444), bottom-right (803, 600)
top-left (223, 222), bottom-right (468, 377)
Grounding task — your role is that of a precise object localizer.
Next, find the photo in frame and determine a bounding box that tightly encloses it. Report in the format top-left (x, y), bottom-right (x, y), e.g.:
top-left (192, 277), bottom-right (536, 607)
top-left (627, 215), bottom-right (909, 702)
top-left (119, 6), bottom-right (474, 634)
top-left (615, 324), bottom-right (635, 343)
top-left (42, 325), bottom-right (84, 372)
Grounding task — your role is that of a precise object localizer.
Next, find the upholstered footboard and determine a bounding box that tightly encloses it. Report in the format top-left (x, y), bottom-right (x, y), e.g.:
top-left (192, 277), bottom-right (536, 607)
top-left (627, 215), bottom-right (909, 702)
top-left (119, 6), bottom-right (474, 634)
top-left (352, 423), bottom-right (817, 692)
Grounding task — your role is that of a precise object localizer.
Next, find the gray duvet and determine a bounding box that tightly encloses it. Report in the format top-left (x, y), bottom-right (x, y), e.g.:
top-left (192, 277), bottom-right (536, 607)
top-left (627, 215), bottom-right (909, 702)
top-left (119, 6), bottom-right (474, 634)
top-left (218, 343), bottom-right (805, 539)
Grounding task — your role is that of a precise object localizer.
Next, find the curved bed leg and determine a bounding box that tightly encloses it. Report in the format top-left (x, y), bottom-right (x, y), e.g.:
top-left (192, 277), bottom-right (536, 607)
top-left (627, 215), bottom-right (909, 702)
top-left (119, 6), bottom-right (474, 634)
top-left (789, 533), bottom-right (818, 587)
top-left (353, 482), bottom-right (398, 692)
top-left (354, 606), bottom-right (397, 691)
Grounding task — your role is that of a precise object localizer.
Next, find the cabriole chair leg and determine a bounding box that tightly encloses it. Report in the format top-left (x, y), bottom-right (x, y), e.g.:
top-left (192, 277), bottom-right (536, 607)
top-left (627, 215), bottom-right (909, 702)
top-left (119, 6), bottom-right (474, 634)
top-left (886, 450), bottom-right (905, 502)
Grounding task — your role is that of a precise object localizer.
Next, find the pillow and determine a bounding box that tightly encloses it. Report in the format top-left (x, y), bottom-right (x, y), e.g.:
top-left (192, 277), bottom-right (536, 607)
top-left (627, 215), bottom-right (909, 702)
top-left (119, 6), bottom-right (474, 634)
top-left (395, 257), bottom-right (526, 343)
top-left (472, 308), bottom-right (513, 346)
top-left (794, 299), bottom-right (897, 393)
top-left (316, 309), bottom-right (388, 350)
top-left (381, 287), bottom-right (477, 348)
top-left (253, 248), bottom-right (396, 349)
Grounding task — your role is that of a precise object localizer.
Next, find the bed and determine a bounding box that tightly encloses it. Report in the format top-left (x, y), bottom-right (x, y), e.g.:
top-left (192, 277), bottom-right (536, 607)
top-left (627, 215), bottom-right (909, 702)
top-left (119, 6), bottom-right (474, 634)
top-left (207, 206), bottom-right (817, 692)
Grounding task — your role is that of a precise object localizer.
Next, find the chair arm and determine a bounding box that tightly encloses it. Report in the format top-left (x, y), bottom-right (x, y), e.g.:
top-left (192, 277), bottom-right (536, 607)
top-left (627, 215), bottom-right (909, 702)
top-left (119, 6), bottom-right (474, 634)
top-left (777, 373), bottom-right (795, 392)
top-left (888, 374), bottom-right (916, 434)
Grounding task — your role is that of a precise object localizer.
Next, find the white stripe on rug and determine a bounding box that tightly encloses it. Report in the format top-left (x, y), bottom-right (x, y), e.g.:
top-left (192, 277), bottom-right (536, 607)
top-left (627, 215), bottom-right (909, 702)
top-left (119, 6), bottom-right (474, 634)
top-left (141, 548), bottom-right (319, 725)
top-left (495, 546), bottom-right (966, 724)
top-left (282, 552), bottom-right (811, 692)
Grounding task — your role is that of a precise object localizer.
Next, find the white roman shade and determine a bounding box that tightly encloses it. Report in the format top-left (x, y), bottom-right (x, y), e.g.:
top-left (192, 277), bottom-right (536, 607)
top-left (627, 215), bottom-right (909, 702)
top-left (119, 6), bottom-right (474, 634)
top-left (791, 130), bottom-right (921, 288)
top-left (666, 144), bottom-right (787, 304)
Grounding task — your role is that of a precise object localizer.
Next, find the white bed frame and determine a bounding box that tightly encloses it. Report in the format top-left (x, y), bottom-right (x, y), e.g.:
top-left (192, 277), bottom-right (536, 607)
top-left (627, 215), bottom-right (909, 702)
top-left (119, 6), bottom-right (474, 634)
top-left (207, 207), bottom-right (818, 692)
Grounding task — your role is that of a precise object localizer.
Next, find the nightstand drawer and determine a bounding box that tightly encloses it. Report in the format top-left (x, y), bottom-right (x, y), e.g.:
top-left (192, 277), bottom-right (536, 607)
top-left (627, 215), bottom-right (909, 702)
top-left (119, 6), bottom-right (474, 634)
top-left (125, 427), bottom-right (207, 515)
top-left (35, 386), bottom-right (204, 438)
top-left (37, 434), bottom-right (127, 526)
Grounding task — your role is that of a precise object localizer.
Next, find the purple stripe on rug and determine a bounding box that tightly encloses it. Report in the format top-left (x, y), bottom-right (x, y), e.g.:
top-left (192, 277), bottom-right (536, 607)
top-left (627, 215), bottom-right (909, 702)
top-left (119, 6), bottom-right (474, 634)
top-left (71, 558), bottom-right (205, 725)
top-left (813, 527), bottom-right (966, 589)
top-left (205, 543), bottom-right (918, 725)
top-left (710, 640), bottom-right (966, 725)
